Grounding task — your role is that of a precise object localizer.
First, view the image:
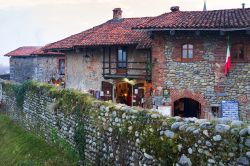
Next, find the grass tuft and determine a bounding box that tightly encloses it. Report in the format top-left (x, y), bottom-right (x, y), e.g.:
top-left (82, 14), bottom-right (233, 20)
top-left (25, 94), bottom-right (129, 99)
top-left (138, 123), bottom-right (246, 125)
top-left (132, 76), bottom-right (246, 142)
top-left (0, 113), bottom-right (78, 166)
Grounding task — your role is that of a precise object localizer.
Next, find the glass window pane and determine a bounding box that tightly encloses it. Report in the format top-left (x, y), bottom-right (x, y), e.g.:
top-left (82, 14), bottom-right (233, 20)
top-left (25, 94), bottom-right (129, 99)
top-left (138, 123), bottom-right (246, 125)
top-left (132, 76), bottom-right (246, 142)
top-left (183, 44), bottom-right (188, 49)
top-left (118, 49), bottom-right (123, 68)
top-left (123, 50), bottom-right (126, 61)
top-left (189, 44), bottom-right (193, 49)
top-left (118, 49), bottom-right (123, 61)
top-left (188, 50), bottom-right (193, 58)
top-left (123, 50), bottom-right (127, 67)
top-left (59, 59), bottom-right (65, 75)
top-left (118, 48), bottom-right (127, 68)
top-left (182, 50), bottom-right (188, 58)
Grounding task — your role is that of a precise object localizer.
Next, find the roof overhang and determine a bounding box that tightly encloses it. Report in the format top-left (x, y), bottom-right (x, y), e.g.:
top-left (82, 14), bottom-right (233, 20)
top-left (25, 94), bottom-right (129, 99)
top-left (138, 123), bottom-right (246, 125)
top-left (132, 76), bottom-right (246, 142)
top-left (134, 27), bottom-right (250, 32)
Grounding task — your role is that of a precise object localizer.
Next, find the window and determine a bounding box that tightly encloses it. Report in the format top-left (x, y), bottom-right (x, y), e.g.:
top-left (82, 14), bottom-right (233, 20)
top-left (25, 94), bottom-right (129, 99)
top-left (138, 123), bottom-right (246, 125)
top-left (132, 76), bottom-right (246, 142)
top-left (231, 43), bottom-right (245, 61)
top-left (182, 44), bottom-right (193, 59)
top-left (58, 59), bottom-right (65, 75)
top-left (117, 48), bottom-right (127, 68)
top-left (211, 106), bottom-right (220, 118)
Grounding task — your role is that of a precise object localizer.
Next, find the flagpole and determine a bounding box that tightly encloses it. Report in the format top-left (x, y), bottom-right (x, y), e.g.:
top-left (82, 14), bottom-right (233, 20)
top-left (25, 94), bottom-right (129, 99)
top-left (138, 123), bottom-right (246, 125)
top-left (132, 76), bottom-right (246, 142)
top-left (225, 35), bottom-right (231, 76)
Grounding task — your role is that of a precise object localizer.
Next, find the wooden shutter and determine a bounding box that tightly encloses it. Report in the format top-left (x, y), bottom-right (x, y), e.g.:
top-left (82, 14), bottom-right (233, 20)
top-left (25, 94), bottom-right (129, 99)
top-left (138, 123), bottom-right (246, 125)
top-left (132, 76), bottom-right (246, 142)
top-left (101, 81), bottom-right (113, 101)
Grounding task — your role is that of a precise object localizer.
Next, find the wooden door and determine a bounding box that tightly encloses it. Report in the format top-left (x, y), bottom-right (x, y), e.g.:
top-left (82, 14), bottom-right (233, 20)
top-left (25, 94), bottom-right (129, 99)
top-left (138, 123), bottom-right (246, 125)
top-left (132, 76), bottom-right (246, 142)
top-left (101, 81), bottom-right (113, 101)
top-left (133, 83), bottom-right (144, 107)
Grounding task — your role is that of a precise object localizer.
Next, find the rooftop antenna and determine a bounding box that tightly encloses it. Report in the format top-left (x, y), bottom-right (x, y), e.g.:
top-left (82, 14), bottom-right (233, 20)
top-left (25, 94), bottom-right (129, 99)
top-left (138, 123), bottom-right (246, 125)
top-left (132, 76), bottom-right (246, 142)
top-left (203, 0), bottom-right (207, 11)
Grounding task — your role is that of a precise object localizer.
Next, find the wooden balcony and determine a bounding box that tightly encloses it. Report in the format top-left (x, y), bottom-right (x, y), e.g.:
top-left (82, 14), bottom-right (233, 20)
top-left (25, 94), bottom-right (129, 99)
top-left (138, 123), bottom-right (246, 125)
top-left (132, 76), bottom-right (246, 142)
top-left (102, 47), bottom-right (152, 81)
top-left (102, 61), bottom-right (152, 80)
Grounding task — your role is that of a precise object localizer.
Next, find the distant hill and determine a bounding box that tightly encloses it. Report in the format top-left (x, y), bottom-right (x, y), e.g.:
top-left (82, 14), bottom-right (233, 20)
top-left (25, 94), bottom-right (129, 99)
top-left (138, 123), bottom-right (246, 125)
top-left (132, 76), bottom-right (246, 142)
top-left (0, 64), bottom-right (9, 74)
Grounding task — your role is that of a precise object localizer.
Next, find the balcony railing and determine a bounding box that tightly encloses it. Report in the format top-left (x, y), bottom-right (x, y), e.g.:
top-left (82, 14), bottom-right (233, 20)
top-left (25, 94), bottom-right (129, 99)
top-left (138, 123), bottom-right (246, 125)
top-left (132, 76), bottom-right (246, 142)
top-left (102, 61), bottom-right (152, 80)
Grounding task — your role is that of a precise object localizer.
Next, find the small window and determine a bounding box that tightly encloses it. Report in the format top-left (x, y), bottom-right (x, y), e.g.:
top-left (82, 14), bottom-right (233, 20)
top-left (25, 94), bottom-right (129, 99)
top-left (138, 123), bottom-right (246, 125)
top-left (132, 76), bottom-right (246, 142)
top-left (117, 48), bottom-right (127, 68)
top-left (58, 59), bottom-right (65, 75)
top-left (231, 44), bottom-right (245, 61)
top-left (182, 44), bottom-right (193, 59)
top-left (211, 106), bottom-right (220, 118)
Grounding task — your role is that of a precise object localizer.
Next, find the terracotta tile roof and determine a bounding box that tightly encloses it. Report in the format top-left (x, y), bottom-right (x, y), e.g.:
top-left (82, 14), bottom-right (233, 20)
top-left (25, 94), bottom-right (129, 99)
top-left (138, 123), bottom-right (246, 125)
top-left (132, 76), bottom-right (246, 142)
top-left (44, 17), bottom-right (152, 50)
top-left (135, 8), bottom-right (250, 30)
top-left (4, 46), bottom-right (64, 57)
top-left (31, 47), bottom-right (64, 56)
top-left (4, 46), bottom-right (41, 57)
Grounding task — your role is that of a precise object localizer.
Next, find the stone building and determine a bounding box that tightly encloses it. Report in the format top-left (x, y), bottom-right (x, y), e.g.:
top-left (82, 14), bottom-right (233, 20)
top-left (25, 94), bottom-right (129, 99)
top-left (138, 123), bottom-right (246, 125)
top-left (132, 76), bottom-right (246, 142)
top-left (135, 6), bottom-right (250, 121)
top-left (5, 7), bottom-right (250, 121)
top-left (43, 8), bottom-right (153, 107)
top-left (5, 46), bottom-right (65, 84)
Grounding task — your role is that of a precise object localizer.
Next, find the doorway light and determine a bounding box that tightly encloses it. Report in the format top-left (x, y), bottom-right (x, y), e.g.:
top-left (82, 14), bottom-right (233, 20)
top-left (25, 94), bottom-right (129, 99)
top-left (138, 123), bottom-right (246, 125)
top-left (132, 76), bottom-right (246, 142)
top-left (123, 78), bottom-right (136, 85)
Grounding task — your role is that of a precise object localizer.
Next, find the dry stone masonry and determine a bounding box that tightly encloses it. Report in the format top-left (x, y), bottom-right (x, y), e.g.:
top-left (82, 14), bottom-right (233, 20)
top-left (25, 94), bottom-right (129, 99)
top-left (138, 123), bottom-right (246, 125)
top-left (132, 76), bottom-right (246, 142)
top-left (0, 79), bottom-right (249, 165)
top-left (152, 33), bottom-right (250, 121)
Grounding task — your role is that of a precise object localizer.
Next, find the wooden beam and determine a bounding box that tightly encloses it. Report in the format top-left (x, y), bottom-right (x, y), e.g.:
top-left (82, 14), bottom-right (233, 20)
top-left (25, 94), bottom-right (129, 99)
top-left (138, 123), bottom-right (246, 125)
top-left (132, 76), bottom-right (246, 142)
top-left (220, 31), bottom-right (225, 36)
top-left (109, 47), bottom-right (111, 74)
top-left (195, 30), bottom-right (200, 36)
top-left (102, 47), bottom-right (105, 76)
top-left (148, 31), bottom-right (154, 39)
top-left (75, 48), bottom-right (81, 54)
top-left (170, 30), bottom-right (175, 36)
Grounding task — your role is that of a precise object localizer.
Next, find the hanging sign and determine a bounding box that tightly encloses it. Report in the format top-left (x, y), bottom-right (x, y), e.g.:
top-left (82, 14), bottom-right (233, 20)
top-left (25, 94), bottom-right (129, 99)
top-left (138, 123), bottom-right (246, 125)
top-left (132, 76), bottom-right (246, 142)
top-left (221, 101), bottom-right (239, 120)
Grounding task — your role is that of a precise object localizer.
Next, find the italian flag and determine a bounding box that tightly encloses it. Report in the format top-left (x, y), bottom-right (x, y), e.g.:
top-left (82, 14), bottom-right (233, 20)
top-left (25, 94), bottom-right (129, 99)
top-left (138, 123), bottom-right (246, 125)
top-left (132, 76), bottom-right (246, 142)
top-left (224, 44), bottom-right (231, 76)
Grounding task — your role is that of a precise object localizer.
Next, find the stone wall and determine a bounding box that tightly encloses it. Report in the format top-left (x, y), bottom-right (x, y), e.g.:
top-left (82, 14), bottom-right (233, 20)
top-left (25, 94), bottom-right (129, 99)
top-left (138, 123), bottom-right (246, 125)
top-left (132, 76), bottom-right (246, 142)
top-left (152, 32), bottom-right (250, 121)
top-left (65, 49), bottom-right (105, 91)
top-left (10, 55), bottom-right (64, 83)
top-left (10, 57), bottom-right (36, 83)
top-left (65, 47), bottom-right (150, 92)
top-left (0, 80), bottom-right (249, 165)
top-left (33, 56), bottom-right (63, 83)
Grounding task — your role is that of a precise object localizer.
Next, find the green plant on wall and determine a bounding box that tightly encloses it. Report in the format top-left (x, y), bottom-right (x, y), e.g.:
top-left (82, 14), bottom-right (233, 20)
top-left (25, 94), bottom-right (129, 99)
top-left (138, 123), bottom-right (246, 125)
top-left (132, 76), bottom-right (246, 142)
top-left (146, 61), bottom-right (154, 74)
top-left (140, 123), bottom-right (179, 165)
top-left (51, 128), bottom-right (80, 161)
top-left (145, 61), bottom-right (154, 81)
top-left (74, 122), bottom-right (86, 164)
top-left (1, 80), bottom-right (249, 166)
top-left (2, 81), bottom-right (33, 108)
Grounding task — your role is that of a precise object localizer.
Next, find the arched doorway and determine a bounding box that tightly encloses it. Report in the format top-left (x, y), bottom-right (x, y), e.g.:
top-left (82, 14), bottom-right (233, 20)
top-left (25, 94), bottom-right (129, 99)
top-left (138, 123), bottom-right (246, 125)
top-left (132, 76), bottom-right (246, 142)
top-left (116, 82), bottom-right (132, 106)
top-left (173, 98), bottom-right (201, 118)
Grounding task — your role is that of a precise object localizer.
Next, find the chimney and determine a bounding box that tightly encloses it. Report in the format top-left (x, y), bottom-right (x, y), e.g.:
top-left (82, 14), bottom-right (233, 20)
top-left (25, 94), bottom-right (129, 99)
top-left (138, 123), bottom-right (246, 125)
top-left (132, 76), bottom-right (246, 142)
top-left (113, 8), bottom-right (122, 19)
top-left (242, 3), bottom-right (245, 9)
top-left (170, 6), bottom-right (180, 12)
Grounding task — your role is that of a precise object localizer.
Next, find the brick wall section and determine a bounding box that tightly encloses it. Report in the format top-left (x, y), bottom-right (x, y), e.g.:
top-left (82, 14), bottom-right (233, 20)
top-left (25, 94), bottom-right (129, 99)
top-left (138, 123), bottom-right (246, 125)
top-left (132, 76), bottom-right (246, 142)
top-left (151, 32), bottom-right (250, 121)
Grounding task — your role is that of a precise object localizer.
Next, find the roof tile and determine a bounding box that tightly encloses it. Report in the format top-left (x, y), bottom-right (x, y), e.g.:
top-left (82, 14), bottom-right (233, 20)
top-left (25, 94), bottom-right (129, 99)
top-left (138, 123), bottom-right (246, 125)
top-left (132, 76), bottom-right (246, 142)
top-left (4, 46), bottom-right (41, 57)
top-left (4, 46), bottom-right (64, 57)
top-left (44, 17), bottom-right (152, 50)
top-left (135, 8), bottom-right (250, 30)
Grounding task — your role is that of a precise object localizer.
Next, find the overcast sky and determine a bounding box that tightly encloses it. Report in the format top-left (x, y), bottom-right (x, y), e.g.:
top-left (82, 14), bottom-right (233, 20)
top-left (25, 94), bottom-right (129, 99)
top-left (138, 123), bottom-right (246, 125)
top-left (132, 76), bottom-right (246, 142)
top-left (0, 0), bottom-right (248, 67)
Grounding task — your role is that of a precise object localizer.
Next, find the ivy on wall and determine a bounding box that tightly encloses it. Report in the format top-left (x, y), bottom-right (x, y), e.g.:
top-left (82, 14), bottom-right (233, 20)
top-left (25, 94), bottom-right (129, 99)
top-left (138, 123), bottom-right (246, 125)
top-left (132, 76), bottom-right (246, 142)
top-left (1, 80), bottom-right (250, 166)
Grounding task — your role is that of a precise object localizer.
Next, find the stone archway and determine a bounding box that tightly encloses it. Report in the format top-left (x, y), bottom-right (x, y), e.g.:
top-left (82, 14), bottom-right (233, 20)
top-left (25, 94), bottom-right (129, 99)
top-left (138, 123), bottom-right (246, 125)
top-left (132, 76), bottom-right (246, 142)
top-left (174, 98), bottom-right (201, 118)
top-left (170, 89), bottom-right (208, 118)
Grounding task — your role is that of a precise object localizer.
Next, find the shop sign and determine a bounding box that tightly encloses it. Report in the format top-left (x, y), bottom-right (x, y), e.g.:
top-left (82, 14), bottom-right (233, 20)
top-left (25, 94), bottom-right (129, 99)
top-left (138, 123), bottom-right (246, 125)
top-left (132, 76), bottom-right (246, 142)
top-left (221, 101), bottom-right (239, 120)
